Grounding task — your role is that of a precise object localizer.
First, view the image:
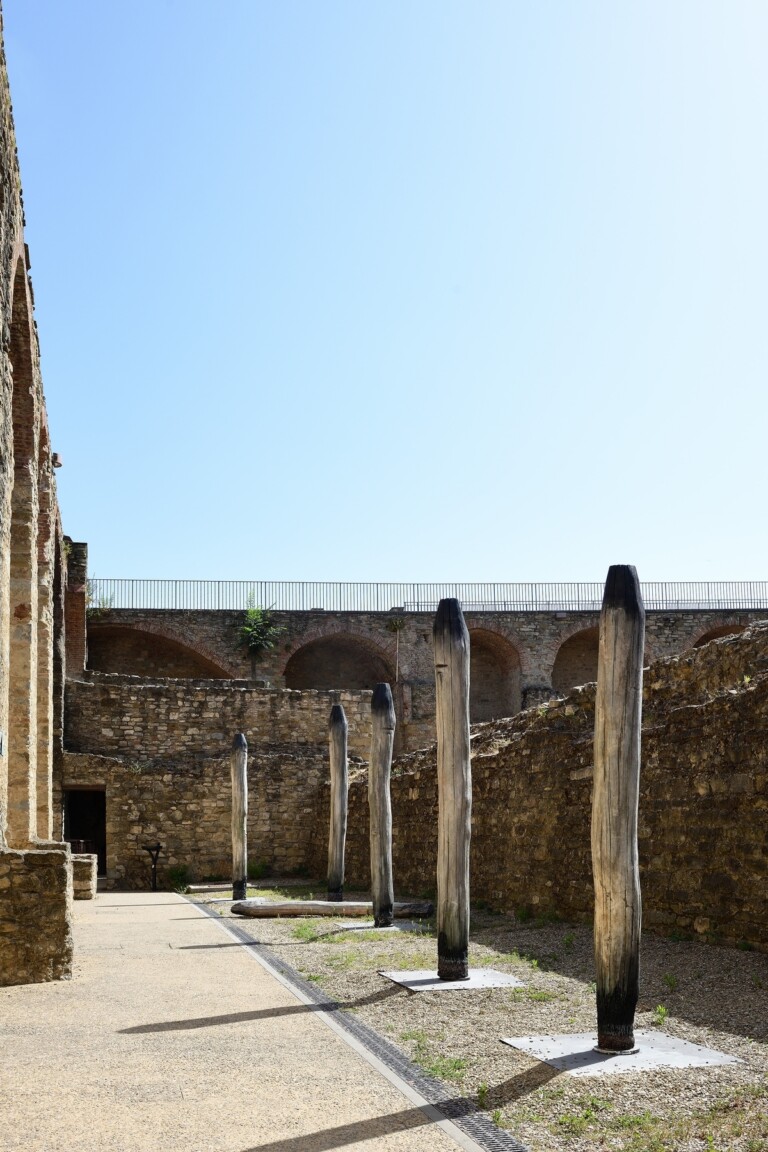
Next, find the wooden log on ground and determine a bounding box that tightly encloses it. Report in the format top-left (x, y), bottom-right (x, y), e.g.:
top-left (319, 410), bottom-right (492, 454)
top-left (230, 732), bottom-right (248, 902)
top-left (327, 703), bottom-right (349, 902)
top-left (434, 597), bottom-right (472, 980)
top-left (592, 564), bottom-right (645, 1052)
top-left (231, 898), bottom-right (434, 919)
top-left (369, 683), bottom-right (395, 927)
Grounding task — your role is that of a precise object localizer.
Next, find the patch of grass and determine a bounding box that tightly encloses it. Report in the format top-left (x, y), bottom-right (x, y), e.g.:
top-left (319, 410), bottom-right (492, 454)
top-left (527, 989), bottom-right (558, 1002)
top-left (291, 920), bottom-right (325, 943)
top-left (563, 932), bottom-right (575, 950)
top-left (556, 1095), bottom-right (611, 1137)
top-left (653, 1003), bottom-right (669, 1027)
top-left (663, 972), bottom-right (679, 992)
top-left (420, 1055), bottom-right (467, 1082)
top-left (476, 1082), bottom-right (489, 1107)
top-left (325, 949), bottom-right (360, 971)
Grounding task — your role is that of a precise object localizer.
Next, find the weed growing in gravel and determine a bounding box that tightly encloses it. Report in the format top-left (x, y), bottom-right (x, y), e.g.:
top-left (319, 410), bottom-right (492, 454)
top-left (653, 1003), bottom-right (669, 1026)
top-left (556, 1094), bottom-right (611, 1136)
top-left (663, 972), bottom-right (679, 992)
top-left (563, 932), bottom-right (575, 950)
top-left (291, 921), bottom-right (325, 943)
top-left (527, 989), bottom-right (558, 1002)
top-left (477, 1082), bottom-right (489, 1107)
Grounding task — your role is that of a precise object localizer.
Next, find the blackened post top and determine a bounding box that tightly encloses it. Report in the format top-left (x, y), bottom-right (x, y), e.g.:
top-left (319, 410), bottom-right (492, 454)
top-left (329, 703), bottom-right (347, 730)
top-left (601, 565), bottom-right (644, 619)
top-left (433, 597), bottom-right (468, 643)
top-left (371, 682), bottom-right (396, 726)
top-left (232, 732), bottom-right (247, 751)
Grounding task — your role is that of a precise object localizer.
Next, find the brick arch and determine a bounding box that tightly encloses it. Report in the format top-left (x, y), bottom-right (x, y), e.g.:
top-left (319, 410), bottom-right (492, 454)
top-left (467, 627), bottom-right (522, 722)
top-left (552, 624), bottom-right (654, 695)
top-left (86, 622), bottom-right (235, 679)
top-left (6, 255), bottom-right (40, 846)
top-left (283, 630), bottom-right (395, 690)
top-left (692, 623), bottom-right (747, 649)
top-left (552, 626), bottom-right (599, 694)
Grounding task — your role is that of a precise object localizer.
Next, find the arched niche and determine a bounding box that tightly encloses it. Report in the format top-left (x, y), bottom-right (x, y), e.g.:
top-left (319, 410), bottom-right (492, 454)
top-left (87, 625), bottom-right (232, 679)
top-left (692, 624), bottom-right (747, 649)
top-left (552, 627), bottom-right (600, 695)
top-left (468, 629), bottom-right (522, 722)
top-left (284, 635), bottom-right (393, 690)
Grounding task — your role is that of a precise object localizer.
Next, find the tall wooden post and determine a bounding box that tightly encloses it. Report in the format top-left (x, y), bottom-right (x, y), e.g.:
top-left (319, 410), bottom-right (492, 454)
top-left (592, 565), bottom-right (645, 1051)
top-left (327, 703), bottom-right (349, 902)
top-left (231, 732), bottom-right (248, 902)
top-left (369, 683), bottom-right (395, 927)
top-left (434, 598), bottom-right (471, 980)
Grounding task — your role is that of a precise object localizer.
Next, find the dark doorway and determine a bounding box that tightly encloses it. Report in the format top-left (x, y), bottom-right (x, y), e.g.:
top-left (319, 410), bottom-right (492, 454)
top-left (64, 789), bottom-right (107, 875)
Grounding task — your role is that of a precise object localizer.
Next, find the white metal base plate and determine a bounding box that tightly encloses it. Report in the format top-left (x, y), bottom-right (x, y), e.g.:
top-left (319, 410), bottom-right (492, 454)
top-left (337, 920), bottom-right (430, 933)
top-left (500, 1030), bottom-right (740, 1076)
top-left (380, 968), bottom-right (525, 993)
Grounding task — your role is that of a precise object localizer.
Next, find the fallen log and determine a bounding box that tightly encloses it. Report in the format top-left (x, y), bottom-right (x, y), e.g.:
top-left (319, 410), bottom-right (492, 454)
top-left (231, 898), bottom-right (433, 919)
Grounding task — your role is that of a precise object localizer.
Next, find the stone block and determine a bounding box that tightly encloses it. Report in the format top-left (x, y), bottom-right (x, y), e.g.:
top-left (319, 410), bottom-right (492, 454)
top-left (71, 853), bottom-right (98, 900)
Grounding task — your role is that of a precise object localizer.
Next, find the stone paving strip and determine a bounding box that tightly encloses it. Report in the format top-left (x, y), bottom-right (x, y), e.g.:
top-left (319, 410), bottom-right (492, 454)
top-left (0, 893), bottom-right (501, 1152)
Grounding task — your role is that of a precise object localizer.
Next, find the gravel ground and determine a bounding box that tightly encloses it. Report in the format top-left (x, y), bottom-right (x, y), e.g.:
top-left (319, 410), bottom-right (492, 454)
top-left (199, 885), bottom-right (768, 1152)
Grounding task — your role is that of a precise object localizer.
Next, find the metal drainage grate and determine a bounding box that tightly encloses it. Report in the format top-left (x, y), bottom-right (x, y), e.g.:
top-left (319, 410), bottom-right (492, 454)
top-left (193, 900), bottom-right (529, 1152)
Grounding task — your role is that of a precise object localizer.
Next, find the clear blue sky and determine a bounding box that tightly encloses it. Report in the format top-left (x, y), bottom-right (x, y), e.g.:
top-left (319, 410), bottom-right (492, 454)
top-left (4, 2), bottom-right (767, 582)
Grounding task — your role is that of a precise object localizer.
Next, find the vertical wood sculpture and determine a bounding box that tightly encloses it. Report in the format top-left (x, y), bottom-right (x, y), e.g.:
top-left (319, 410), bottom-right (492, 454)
top-left (369, 683), bottom-right (395, 927)
top-left (231, 732), bottom-right (248, 902)
top-left (592, 565), bottom-right (645, 1051)
top-left (434, 597), bottom-right (471, 980)
top-left (327, 703), bottom-right (349, 902)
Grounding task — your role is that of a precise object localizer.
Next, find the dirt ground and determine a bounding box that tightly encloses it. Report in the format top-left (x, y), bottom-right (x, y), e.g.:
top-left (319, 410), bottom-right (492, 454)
top-left (196, 884), bottom-right (768, 1152)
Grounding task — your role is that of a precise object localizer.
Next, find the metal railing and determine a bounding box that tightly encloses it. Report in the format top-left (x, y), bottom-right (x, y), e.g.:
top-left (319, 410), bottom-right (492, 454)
top-left (86, 579), bottom-right (768, 613)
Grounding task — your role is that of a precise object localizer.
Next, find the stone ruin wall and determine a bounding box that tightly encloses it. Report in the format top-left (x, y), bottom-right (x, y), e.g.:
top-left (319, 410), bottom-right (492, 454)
top-left (0, 16), bottom-right (72, 988)
top-left (59, 674), bottom-right (375, 888)
top-left (304, 624), bottom-right (768, 951)
top-left (83, 605), bottom-right (764, 754)
top-left (59, 624), bottom-right (768, 953)
top-left (64, 673), bottom-right (374, 760)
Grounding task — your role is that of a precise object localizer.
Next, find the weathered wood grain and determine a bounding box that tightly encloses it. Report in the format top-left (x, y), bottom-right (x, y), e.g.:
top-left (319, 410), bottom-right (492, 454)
top-left (231, 899), bottom-right (434, 919)
top-left (592, 564), bottom-right (645, 1051)
top-left (369, 683), bottom-right (395, 927)
top-left (327, 703), bottom-right (349, 901)
top-left (230, 732), bottom-right (248, 902)
top-left (434, 597), bottom-right (472, 980)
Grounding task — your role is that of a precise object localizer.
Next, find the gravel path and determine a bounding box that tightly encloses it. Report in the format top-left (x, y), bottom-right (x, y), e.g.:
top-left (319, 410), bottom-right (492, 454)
top-left (201, 887), bottom-right (768, 1152)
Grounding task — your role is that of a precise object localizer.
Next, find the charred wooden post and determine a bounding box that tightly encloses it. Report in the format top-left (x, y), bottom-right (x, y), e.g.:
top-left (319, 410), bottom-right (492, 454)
top-left (327, 703), bottom-right (349, 902)
top-left (592, 565), bottom-right (645, 1052)
top-left (231, 732), bottom-right (248, 902)
top-left (369, 683), bottom-right (395, 927)
top-left (434, 597), bottom-right (471, 980)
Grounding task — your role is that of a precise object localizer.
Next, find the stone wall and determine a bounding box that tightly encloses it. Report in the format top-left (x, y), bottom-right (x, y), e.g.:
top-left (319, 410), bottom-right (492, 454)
top-left (0, 848), bottom-right (73, 985)
top-left (0, 12), bottom-right (73, 986)
top-left (59, 745), bottom-right (344, 889)
top-left (306, 624), bottom-right (768, 951)
top-left (65, 672), bottom-right (374, 760)
top-left (84, 606), bottom-right (766, 751)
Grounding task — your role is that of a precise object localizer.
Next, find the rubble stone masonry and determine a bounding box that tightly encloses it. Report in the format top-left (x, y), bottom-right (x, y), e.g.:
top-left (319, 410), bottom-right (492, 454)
top-left (306, 624), bottom-right (768, 951)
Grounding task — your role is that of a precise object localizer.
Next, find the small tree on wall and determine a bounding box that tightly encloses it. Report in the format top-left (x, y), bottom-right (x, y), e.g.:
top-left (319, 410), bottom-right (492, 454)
top-left (238, 600), bottom-right (283, 679)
